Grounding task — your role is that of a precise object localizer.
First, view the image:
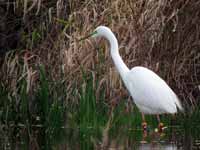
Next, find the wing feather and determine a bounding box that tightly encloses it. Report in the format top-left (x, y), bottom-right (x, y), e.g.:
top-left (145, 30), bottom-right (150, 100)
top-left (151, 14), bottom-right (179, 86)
top-left (124, 66), bottom-right (183, 114)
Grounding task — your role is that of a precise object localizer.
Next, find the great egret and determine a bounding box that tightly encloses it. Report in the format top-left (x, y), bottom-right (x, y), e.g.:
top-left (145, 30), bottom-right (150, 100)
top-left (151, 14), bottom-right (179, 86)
top-left (81, 26), bottom-right (183, 132)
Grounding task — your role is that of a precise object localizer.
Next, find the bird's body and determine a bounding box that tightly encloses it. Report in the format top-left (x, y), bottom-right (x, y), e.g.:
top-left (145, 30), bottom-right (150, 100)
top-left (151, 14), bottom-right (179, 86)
top-left (90, 26), bottom-right (183, 115)
top-left (83, 25), bottom-right (184, 132)
top-left (124, 66), bottom-right (182, 114)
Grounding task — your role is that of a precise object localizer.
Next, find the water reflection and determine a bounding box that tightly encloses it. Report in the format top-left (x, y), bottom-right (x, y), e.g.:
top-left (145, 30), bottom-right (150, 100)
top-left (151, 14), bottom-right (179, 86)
top-left (103, 140), bottom-right (178, 150)
top-left (1, 126), bottom-right (200, 150)
top-left (138, 143), bottom-right (177, 150)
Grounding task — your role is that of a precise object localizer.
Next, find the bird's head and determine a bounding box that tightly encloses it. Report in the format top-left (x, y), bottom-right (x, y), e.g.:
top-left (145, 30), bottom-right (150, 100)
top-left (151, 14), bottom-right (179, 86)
top-left (92, 26), bottom-right (112, 38)
top-left (79, 26), bottom-right (112, 41)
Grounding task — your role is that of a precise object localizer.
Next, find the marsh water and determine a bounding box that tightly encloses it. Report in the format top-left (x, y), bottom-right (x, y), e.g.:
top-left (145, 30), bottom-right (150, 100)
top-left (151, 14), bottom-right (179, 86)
top-left (1, 125), bottom-right (200, 150)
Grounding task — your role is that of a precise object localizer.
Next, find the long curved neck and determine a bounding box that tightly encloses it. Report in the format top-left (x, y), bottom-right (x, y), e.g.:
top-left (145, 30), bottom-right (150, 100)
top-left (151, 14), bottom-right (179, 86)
top-left (104, 31), bottom-right (129, 78)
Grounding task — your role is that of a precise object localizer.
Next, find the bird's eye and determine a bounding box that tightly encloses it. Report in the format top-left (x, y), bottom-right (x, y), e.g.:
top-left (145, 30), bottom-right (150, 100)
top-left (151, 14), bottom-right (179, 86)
top-left (92, 30), bottom-right (98, 35)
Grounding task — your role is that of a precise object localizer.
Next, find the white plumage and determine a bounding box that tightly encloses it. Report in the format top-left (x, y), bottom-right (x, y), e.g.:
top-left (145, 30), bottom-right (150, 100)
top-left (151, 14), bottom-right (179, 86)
top-left (125, 66), bottom-right (183, 114)
top-left (91, 26), bottom-right (183, 115)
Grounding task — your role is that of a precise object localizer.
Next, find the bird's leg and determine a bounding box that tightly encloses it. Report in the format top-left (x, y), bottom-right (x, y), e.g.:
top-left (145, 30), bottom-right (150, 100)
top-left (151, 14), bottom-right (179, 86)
top-left (141, 113), bottom-right (148, 139)
top-left (141, 113), bottom-right (147, 132)
top-left (157, 114), bottom-right (164, 133)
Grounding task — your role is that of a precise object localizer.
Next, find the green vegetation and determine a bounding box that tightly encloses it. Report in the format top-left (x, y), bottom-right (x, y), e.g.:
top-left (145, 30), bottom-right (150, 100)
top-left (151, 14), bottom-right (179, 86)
top-left (0, 65), bottom-right (66, 149)
top-left (1, 63), bottom-right (200, 149)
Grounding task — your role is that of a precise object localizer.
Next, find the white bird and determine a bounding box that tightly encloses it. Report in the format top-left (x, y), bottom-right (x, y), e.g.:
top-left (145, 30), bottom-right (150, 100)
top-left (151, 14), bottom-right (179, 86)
top-left (81, 26), bottom-right (183, 131)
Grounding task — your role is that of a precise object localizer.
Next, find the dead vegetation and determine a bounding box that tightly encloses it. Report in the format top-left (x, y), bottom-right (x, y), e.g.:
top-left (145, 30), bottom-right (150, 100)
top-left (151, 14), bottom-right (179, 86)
top-left (0, 0), bottom-right (200, 110)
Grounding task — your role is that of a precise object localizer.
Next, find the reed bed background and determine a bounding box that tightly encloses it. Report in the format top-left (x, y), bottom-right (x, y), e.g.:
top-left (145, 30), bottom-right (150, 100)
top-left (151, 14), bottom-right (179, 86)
top-left (1, 0), bottom-right (199, 108)
top-left (0, 0), bottom-right (200, 149)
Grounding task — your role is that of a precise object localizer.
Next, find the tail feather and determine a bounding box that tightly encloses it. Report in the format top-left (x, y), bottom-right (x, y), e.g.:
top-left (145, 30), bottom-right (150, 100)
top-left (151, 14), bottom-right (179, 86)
top-left (175, 96), bottom-right (184, 112)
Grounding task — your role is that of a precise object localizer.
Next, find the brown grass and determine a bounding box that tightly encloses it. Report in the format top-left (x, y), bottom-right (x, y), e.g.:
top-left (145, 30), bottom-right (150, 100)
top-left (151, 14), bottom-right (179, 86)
top-left (0, 0), bottom-right (200, 109)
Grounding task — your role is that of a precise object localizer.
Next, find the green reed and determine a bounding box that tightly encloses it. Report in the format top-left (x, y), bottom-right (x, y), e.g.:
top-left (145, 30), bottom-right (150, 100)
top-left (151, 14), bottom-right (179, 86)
top-left (0, 65), bottom-right (200, 149)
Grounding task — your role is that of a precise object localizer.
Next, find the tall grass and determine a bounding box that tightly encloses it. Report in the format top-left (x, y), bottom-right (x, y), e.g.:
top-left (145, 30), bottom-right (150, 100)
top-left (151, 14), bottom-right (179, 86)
top-left (0, 62), bottom-right (200, 149)
top-left (0, 64), bottom-right (66, 149)
top-left (1, 0), bottom-right (199, 110)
